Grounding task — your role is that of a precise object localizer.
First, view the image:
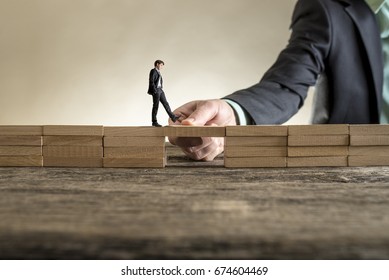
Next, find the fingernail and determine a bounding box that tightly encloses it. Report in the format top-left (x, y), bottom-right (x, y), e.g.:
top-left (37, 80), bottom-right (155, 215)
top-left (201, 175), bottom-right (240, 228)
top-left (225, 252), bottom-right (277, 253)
top-left (183, 118), bottom-right (195, 124)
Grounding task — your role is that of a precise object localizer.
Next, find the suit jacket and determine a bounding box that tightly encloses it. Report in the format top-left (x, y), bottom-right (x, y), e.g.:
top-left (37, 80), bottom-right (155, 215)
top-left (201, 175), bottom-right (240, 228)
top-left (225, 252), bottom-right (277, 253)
top-left (147, 68), bottom-right (163, 94)
top-left (224, 0), bottom-right (383, 124)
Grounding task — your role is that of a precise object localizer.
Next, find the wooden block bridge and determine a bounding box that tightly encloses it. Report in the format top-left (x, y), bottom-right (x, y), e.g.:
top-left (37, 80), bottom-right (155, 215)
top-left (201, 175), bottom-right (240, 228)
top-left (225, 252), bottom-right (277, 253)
top-left (1, 124), bottom-right (389, 168)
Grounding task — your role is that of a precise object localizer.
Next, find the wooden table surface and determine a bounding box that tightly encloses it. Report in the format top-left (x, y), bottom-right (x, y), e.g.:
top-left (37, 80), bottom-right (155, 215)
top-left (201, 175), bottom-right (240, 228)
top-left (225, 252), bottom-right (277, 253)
top-left (1, 147), bottom-right (389, 259)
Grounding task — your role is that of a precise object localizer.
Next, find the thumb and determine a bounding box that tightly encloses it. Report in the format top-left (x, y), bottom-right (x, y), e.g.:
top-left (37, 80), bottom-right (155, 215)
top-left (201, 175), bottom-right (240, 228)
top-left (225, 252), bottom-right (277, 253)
top-left (181, 101), bottom-right (218, 126)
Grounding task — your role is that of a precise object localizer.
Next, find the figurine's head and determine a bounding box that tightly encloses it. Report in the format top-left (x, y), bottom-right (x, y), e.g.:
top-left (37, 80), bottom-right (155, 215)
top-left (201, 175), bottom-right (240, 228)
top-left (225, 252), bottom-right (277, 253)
top-left (154, 60), bottom-right (165, 70)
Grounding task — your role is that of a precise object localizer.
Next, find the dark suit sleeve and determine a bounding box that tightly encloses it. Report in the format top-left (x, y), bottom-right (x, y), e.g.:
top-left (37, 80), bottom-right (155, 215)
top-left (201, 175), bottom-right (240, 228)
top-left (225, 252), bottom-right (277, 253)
top-left (148, 69), bottom-right (159, 94)
top-left (224, 0), bottom-right (331, 124)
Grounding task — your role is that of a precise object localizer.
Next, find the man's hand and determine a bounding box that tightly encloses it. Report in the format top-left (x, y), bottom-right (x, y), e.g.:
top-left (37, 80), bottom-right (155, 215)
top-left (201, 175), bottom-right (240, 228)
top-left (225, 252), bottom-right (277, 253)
top-left (168, 99), bottom-right (237, 161)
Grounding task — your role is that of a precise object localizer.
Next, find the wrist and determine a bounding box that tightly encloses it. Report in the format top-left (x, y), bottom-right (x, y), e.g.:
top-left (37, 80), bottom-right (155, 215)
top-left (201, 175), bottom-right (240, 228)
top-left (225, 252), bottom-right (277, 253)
top-left (223, 99), bottom-right (251, 125)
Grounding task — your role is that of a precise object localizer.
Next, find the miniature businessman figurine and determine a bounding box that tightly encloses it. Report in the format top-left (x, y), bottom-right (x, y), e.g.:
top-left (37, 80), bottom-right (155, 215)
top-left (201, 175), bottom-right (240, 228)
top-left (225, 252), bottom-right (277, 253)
top-left (147, 60), bottom-right (180, 127)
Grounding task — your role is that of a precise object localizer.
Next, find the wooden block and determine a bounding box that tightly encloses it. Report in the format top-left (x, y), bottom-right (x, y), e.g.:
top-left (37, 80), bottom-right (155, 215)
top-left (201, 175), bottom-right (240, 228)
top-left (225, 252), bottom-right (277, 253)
top-left (103, 136), bottom-right (165, 147)
top-left (43, 157), bottom-right (103, 168)
top-left (288, 135), bottom-right (349, 146)
top-left (104, 126), bottom-right (165, 137)
top-left (104, 147), bottom-right (165, 158)
top-left (287, 157), bottom-right (348, 167)
top-left (224, 146), bottom-right (287, 157)
top-left (0, 126), bottom-right (42, 136)
top-left (288, 124), bottom-right (349, 135)
top-left (349, 146), bottom-right (389, 156)
top-left (225, 137), bottom-right (287, 147)
top-left (288, 146), bottom-right (349, 157)
top-left (43, 146), bottom-right (103, 158)
top-left (0, 146), bottom-right (42, 156)
top-left (43, 136), bottom-right (102, 146)
top-left (103, 158), bottom-right (165, 168)
top-left (350, 135), bottom-right (389, 146)
top-left (0, 156), bottom-right (43, 167)
top-left (0, 136), bottom-right (42, 146)
top-left (226, 125), bottom-right (287, 136)
top-left (164, 125), bottom-right (226, 137)
top-left (350, 125), bottom-right (389, 135)
top-left (43, 125), bottom-right (103, 136)
top-left (224, 157), bottom-right (286, 168)
top-left (348, 156), bottom-right (389, 167)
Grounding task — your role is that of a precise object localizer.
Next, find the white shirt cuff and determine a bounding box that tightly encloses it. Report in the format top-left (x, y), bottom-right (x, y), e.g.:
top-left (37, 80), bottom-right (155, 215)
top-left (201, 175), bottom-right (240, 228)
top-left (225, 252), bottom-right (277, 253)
top-left (223, 99), bottom-right (252, 125)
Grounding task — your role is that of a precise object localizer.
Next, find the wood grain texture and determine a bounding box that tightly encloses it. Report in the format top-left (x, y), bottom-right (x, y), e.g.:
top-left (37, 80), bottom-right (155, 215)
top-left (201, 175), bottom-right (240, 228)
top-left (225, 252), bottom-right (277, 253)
top-left (0, 146), bottom-right (42, 156)
top-left (43, 157), bottom-right (103, 168)
top-left (1, 154), bottom-right (389, 259)
top-left (349, 146), bottom-right (389, 156)
top-left (350, 135), bottom-right (389, 146)
top-left (287, 157), bottom-right (348, 167)
top-left (103, 157), bottom-right (165, 168)
top-left (43, 126), bottom-right (103, 136)
top-left (43, 136), bottom-right (102, 146)
top-left (288, 125), bottom-right (349, 135)
top-left (164, 126), bottom-right (226, 137)
top-left (0, 156), bottom-right (42, 167)
top-left (104, 147), bottom-right (165, 158)
top-left (0, 126), bottom-right (43, 136)
top-left (226, 125), bottom-right (288, 136)
top-left (103, 137), bottom-right (165, 147)
top-left (348, 156), bottom-right (389, 167)
top-left (224, 146), bottom-right (287, 157)
top-left (288, 146), bottom-right (349, 157)
top-left (0, 136), bottom-right (42, 146)
top-left (43, 146), bottom-right (103, 158)
top-left (104, 127), bottom-right (165, 137)
top-left (224, 157), bottom-right (286, 168)
top-left (225, 137), bottom-right (287, 147)
top-left (288, 135), bottom-right (349, 147)
top-left (350, 125), bottom-right (389, 135)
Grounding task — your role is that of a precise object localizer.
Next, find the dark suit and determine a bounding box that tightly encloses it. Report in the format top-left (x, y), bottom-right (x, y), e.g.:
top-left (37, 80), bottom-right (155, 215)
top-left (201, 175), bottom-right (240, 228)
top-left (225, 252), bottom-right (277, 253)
top-left (224, 0), bottom-right (383, 124)
top-left (147, 68), bottom-right (174, 123)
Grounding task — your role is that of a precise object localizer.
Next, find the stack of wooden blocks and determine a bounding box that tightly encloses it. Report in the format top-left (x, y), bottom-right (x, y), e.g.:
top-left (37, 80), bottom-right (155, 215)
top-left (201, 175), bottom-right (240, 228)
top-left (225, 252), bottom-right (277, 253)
top-left (287, 125), bottom-right (349, 167)
top-left (2, 124), bottom-right (389, 169)
top-left (103, 127), bottom-right (166, 168)
top-left (0, 126), bottom-right (43, 167)
top-left (43, 125), bottom-right (104, 167)
top-left (224, 126), bottom-right (288, 168)
top-left (349, 125), bottom-right (389, 167)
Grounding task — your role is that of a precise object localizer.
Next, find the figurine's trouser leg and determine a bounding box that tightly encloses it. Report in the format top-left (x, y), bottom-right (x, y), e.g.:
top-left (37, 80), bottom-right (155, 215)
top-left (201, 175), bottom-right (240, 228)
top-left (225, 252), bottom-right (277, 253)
top-left (158, 89), bottom-right (174, 118)
top-left (152, 91), bottom-right (161, 123)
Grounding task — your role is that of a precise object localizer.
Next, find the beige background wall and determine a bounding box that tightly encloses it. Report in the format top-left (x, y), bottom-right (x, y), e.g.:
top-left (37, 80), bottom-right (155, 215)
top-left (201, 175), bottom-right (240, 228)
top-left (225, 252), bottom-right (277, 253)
top-left (0, 0), bottom-right (312, 126)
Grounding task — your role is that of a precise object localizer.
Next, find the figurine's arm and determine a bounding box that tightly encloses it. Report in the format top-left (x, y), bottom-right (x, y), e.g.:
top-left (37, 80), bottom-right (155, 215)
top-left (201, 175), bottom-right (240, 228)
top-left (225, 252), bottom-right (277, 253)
top-left (148, 69), bottom-right (159, 94)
